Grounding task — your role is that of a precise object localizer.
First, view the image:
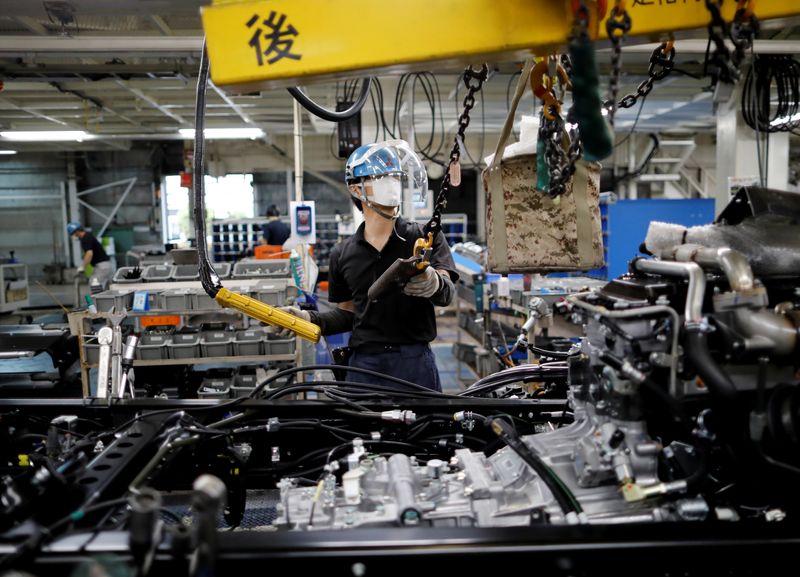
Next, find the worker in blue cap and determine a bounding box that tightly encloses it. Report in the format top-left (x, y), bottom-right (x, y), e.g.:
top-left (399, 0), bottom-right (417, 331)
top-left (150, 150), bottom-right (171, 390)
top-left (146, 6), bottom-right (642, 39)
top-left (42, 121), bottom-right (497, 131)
top-left (68, 222), bottom-right (114, 290)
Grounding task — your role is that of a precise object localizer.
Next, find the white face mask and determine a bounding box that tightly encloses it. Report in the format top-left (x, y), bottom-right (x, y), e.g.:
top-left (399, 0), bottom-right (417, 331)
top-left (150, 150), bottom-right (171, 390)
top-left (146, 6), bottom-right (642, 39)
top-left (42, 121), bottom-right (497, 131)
top-left (368, 175), bottom-right (402, 207)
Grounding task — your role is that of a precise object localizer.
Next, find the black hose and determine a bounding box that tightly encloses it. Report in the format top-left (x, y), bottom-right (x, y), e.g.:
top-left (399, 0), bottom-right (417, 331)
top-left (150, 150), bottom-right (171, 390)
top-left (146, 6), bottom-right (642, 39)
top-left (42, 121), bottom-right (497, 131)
top-left (287, 79), bottom-right (371, 122)
top-left (193, 40), bottom-right (222, 298)
top-left (684, 328), bottom-right (738, 403)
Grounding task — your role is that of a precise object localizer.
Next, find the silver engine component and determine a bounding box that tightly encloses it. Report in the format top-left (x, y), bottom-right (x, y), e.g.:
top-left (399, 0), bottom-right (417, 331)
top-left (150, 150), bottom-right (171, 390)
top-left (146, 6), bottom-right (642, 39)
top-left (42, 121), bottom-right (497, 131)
top-left (274, 386), bottom-right (704, 530)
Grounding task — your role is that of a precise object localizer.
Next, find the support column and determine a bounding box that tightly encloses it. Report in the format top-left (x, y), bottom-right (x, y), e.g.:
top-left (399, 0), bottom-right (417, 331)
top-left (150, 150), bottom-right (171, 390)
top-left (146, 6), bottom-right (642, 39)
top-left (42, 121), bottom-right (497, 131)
top-left (716, 98), bottom-right (790, 215)
top-left (67, 157), bottom-right (81, 267)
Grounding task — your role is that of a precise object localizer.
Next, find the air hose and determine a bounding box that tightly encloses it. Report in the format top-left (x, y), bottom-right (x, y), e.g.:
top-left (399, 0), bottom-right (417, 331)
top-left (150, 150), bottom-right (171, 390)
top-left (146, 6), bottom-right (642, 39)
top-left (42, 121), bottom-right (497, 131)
top-left (193, 40), bottom-right (321, 343)
top-left (287, 79), bottom-right (371, 122)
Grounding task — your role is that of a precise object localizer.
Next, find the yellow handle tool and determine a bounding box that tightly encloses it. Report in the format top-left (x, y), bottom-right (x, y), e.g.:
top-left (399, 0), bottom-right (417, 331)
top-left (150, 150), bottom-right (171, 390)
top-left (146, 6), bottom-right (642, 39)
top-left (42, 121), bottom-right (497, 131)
top-left (214, 287), bottom-right (321, 343)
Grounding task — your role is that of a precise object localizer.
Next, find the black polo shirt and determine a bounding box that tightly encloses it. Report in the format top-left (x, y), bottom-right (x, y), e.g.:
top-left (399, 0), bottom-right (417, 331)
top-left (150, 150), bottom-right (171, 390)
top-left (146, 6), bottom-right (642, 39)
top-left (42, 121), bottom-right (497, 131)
top-left (79, 232), bottom-right (110, 266)
top-left (328, 217), bottom-right (458, 348)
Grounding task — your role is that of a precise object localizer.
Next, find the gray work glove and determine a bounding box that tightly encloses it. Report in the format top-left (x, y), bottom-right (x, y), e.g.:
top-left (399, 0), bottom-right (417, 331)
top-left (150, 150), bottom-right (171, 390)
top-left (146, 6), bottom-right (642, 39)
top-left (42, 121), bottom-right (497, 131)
top-left (276, 306), bottom-right (311, 338)
top-left (402, 266), bottom-right (441, 298)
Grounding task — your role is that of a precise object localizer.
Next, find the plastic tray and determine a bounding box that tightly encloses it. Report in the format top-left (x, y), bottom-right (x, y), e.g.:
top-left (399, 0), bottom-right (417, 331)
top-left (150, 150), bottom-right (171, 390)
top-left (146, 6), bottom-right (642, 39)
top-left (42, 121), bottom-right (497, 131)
top-left (200, 330), bottom-right (234, 357)
top-left (169, 333), bottom-right (201, 359)
top-left (253, 282), bottom-right (287, 307)
top-left (266, 336), bottom-right (295, 356)
top-left (137, 333), bottom-right (171, 360)
top-left (198, 377), bottom-right (232, 399)
top-left (232, 259), bottom-right (291, 278)
top-left (234, 329), bottom-right (264, 356)
top-left (231, 373), bottom-right (258, 398)
top-left (191, 290), bottom-right (220, 311)
top-left (159, 289), bottom-right (193, 311)
top-left (112, 266), bottom-right (144, 284)
top-left (93, 289), bottom-right (134, 313)
top-left (142, 264), bottom-right (174, 282)
top-left (171, 264), bottom-right (199, 281)
top-left (212, 262), bottom-right (231, 279)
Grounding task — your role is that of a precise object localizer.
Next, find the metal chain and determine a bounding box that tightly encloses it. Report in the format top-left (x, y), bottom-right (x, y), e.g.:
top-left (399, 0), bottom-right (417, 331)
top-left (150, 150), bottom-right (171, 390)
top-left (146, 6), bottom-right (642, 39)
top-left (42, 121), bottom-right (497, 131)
top-left (615, 42), bottom-right (675, 109)
top-left (606, 1), bottom-right (632, 127)
top-left (423, 63), bottom-right (488, 237)
top-left (705, 0), bottom-right (739, 84)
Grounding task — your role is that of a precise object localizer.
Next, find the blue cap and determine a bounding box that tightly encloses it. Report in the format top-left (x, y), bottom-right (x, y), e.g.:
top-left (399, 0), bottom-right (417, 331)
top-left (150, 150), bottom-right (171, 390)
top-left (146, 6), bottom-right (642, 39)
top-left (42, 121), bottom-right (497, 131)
top-left (67, 222), bottom-right (82, 235)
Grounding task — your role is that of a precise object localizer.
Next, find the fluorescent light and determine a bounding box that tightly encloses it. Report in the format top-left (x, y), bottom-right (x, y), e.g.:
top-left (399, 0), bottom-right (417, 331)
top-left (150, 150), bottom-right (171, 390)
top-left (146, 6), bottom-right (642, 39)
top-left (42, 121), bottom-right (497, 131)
top-left (0, 130), bottom-right (91, 142)
top-left (0, 150), bottom-right (17, 155)
top-left (178, 128), bottom-right (264, 140)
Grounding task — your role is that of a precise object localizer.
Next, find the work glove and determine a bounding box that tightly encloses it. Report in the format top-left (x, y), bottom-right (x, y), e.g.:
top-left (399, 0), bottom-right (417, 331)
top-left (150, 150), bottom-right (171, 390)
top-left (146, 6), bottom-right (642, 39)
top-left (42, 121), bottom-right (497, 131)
top-left (403, 266), bottom-right (441, 299)
top-left (276, 306), bottom-right (311, 338)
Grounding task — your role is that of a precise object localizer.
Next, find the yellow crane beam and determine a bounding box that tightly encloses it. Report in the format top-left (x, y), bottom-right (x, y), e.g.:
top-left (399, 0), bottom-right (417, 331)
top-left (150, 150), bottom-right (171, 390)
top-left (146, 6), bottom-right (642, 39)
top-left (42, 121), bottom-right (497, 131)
top-left (201, 0), bottom-right (798, 91)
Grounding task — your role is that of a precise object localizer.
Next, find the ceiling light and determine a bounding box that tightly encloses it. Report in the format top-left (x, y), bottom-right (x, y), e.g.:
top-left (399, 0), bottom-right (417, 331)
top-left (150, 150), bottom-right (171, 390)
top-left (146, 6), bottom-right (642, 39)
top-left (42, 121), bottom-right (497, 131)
top-left (0, 130), bottom-right (91, 142)
top-left (178, 128), bottom-right (264, 140)
top-left (0, 150), bottom-right (17, 155)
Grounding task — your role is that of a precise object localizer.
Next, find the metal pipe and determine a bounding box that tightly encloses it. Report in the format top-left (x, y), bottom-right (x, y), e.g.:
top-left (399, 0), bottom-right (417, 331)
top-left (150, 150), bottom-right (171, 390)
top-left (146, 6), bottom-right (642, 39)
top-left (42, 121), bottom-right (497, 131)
top-left (733, 309), bottom-right (798, 356)
top-left (667, 245), bottom-right (754, 292)
top-left (634, 259), bottom-right (706, 324)
top-left (0, 351), bottom-right (35, 359)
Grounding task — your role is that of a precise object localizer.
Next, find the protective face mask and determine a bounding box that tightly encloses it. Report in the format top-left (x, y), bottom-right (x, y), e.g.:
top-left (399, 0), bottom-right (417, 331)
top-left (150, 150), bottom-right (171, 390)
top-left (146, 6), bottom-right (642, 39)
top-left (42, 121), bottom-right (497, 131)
top-left (369, 176), bottom-right (402, 207)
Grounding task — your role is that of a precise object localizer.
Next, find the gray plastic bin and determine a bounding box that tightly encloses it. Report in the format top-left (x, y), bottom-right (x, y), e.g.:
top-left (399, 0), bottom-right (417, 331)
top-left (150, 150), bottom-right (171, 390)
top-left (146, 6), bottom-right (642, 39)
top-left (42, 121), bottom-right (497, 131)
top-left (191, 290), bottom-right (220, 310)
top-left (112, 266), bottom-right (144, 284)
top-left (137, 333), bottom-right (171, 360)
top-left (198, 378), bottom-right (231, 399)
top-left (142, 265), bottom-right (174, 282)
top-left (213, 262), bottom-right (231, 279)
top-left (84, 337), bottom-right (99, 365)
top-left (169, 333), bottom-right (200, 359)
top-left (200, 330), bottom-right (234, 357)
top-left (266, 336), bottom-right (295, 356)
top-left (232, 260), bottom-right (290, 278)
top-left (231, 373), bottom-right (258, 398)
top-left (171, 264), bottom-right (199, 281)
top-left (159, 289), bottom-right (193, 311)
top-left (234, 329), bottom-right (264, 356)
top-left (93, 289), bottom-right (134, 313)
top-left (253, 282), bottom-right (287, 307)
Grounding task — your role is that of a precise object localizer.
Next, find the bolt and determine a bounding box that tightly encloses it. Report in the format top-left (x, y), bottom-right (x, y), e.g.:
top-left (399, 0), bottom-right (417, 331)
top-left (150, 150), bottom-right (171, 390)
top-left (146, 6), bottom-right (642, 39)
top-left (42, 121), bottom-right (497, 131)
top-left (352, 563), bottom-right (367, 576)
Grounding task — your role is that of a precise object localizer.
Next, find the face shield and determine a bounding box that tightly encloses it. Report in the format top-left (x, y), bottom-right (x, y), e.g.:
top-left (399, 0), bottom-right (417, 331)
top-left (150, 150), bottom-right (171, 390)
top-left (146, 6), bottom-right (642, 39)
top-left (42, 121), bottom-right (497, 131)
top-left (349, 140), bottom-right (428, 209)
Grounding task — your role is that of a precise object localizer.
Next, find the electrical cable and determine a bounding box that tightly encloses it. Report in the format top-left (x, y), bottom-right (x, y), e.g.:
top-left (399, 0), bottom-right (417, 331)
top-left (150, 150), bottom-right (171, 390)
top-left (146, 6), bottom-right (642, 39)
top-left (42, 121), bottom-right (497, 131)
top-left (193, 40), bottom-right (222, 299)
top-left (287, 78), bottom-right (371, 122)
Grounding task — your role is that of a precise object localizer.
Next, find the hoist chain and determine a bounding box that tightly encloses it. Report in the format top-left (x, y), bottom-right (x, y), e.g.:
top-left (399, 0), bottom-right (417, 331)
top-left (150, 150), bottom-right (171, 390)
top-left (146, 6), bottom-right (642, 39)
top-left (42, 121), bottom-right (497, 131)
top-left (423, 63), bottom-right (488, 237)
top-left (615, 42), bottom-right (675, 109)
top-left (606, 1), bottom-right (632, 127)
top-left (541, 115), bottom-right (583, 198)
top-left (705, 0), bottom-right (740, 84)
top-left (730, 0), bottom-right (760, 68)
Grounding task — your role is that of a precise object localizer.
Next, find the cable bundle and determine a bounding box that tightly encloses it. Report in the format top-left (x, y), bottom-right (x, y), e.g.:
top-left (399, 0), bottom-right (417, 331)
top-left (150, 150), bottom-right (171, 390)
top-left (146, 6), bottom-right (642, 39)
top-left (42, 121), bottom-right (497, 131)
top-left (741, 55), bottom-right (800, 133)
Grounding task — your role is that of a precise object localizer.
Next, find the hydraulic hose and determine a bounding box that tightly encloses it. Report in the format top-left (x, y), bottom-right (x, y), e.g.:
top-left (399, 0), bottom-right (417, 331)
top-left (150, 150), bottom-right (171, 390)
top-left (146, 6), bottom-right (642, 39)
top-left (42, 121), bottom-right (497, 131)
top-left (192, 40), bottom-right (320, 342)
top-left (287, 79), bottom-right (371, 122)
top-left (193, 40), bottom-right (222, 299)
top-left (684, 327), bottom-right (738, 403)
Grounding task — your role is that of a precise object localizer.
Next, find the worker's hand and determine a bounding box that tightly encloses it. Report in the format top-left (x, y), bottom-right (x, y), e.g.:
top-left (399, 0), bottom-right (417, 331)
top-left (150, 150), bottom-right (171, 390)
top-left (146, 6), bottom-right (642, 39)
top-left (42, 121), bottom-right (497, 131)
top-left (403, 267), bottom-right (441, 298)
top-left (276, 306), bottom-right (311, 338)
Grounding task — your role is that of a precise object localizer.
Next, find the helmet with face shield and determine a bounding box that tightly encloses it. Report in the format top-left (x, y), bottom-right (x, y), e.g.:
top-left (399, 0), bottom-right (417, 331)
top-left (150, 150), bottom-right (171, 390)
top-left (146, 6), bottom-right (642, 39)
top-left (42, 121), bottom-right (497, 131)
top-left (345, 140), bottom-right (427, 218)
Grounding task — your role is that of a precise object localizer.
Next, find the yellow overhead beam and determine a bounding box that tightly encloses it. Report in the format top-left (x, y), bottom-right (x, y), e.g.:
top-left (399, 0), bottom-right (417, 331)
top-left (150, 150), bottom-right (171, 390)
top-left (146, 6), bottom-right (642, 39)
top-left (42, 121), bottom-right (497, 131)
top-left (201, 0), bottom-right (799, 91)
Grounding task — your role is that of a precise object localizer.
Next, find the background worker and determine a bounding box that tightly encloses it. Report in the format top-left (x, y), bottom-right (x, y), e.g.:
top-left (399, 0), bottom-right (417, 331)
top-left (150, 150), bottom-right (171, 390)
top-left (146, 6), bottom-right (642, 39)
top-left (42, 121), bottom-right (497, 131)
top-left (67, 222), bottom-right (114, 290)
top-left (260, 204), bottom-right (291, 247)
top-left (282, 140), bottom-right (457, 392)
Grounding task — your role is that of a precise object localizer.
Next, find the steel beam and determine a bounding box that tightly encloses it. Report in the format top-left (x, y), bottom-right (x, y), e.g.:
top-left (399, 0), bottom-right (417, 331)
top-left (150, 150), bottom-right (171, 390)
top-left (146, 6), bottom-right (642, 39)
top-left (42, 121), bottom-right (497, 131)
top-left (200, 0), bottom-right (800, 90)
top-left (114, 80), bottom-right (190, 126)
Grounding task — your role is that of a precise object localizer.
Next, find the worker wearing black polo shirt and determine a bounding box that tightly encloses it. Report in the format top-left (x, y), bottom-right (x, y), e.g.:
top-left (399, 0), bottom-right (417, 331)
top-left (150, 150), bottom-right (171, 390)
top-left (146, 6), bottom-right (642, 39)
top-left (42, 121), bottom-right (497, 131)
top-left (281, 140), bottom-right (456, 392)
top-left (67, 222), bottom-right (114, 290)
